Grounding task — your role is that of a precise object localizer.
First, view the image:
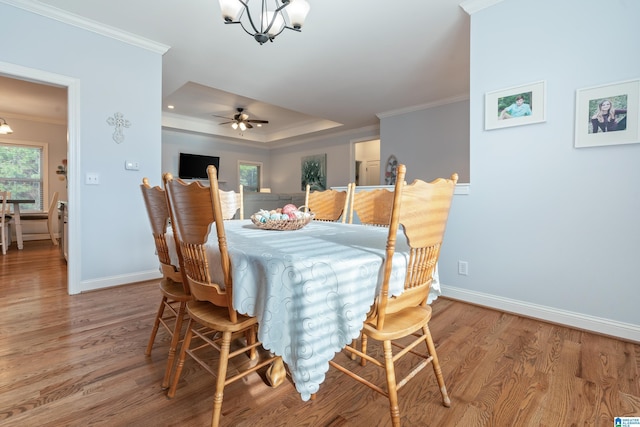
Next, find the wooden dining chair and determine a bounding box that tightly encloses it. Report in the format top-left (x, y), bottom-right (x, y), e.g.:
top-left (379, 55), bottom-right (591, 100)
top-left (0, 191), bottom-right (11, 255)
top-left (218, 184), bottom-right (243, 220)
top-left (304, 184), bottom-right (350, 222)
top-left (18, 191), bottom-right (59, 245)
top-left (348, 184), bottom-right (395, 226)
top-left (329, 164), bottom-right (457, 427)
top-left (164, 166), bottom-right (284, 427)
top-left (140, 178), bottom-right (192, 389)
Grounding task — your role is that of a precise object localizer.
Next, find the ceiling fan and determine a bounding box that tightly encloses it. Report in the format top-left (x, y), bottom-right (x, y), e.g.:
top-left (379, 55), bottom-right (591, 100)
top-left (214, 107), bottom-right (268, 131)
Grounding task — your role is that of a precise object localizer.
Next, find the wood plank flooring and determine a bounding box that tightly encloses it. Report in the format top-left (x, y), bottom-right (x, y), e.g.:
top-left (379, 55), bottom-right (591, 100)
top-left (1, 241), bottom-right (639, 426)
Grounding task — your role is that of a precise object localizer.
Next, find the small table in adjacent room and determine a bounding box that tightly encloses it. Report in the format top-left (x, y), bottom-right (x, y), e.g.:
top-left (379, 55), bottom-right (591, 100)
top-left (7, 199), bottom-right (35, 250)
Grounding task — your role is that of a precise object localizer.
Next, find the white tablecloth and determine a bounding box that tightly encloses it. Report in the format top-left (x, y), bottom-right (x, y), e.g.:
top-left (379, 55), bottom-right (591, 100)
top-left (166, 220), bottom-right (440, 400)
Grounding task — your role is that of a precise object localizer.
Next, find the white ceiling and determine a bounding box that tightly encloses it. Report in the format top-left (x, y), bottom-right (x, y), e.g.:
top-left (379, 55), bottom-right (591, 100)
top-left (1, 0), bottom-right (477, 147)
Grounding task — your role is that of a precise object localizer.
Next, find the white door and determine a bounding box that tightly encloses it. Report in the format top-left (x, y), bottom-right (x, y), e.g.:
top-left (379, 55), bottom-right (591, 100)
top-left (365, 160), bottom-right (380, 185)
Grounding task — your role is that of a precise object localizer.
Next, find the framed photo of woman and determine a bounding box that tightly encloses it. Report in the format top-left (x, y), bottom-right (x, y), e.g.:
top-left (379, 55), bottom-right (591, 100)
top-left (574, 79), bottom-right (640, 148)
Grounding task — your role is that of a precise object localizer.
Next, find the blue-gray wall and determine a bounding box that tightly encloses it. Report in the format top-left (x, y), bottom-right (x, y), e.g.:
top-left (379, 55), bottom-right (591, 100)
top-left (436, 0), bottom-right (639, 340)
top-left (380, 99), bottom-right (470, 183)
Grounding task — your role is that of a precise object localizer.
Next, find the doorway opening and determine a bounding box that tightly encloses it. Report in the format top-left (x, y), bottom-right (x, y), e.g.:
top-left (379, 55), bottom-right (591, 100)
top-left (0, 63), bottom-right (78, 294)
top-left (354, 139), bottom-right (380, 186)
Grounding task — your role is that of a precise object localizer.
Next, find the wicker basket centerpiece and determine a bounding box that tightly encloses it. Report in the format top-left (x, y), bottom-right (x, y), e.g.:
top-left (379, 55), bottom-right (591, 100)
top-left (250, 207), bottom-right (314, 231)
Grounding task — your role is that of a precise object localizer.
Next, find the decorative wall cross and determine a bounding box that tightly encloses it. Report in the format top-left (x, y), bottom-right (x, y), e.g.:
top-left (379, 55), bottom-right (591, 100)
top-left (106, 112), bottom-right (131, 144)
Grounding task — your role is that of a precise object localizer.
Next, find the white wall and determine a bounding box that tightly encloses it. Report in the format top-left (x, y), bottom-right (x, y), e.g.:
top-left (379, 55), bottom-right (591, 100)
top-left (437, 0), bottom-right (640, 340)
top-left (1, 3), bottom-right (166, 292)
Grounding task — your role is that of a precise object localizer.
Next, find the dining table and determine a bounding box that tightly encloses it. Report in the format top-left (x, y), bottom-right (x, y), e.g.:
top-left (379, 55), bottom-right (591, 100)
top-left (167, 219), bottom-right (441, 401)
top-left (6, 199), bottom-right (35, 250)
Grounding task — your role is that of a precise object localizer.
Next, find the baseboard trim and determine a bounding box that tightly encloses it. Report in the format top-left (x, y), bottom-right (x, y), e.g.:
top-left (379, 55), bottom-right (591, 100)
top-left (441, 284), bottom-right (640, 343)
top-left (78, 270), bottom-right (161, 294)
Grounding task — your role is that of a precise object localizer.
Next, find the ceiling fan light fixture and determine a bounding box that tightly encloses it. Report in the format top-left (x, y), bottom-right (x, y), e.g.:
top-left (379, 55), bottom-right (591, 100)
top-left (218, 0), bottom-right (310, 45)
top-left (215, 107), bottom-right (268, 131)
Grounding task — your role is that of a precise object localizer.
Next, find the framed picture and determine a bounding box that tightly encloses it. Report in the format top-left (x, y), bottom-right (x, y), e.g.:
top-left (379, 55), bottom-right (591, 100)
top-left (574, 79), bottom-right (640, 148)
top-left (301, 153), bottom-right (326, 191)
top-left (485, 81), bottom-right (546, 130)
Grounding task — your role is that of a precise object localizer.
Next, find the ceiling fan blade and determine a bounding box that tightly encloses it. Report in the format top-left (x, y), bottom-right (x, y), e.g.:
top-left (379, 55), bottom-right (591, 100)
top-left (248, 119), bottom-right (269, 124)
top-left (211, 113), bottom-right (233, 120)
top-left (219, 120), bottom-right (235, 125)
top-left (246, 123), bottom-right (253, 129)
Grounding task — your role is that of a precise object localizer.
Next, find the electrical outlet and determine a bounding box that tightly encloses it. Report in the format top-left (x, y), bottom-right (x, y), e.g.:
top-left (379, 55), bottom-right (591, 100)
top-left (86, 173), bottom-right (100, 185)
top-left (458, 261), bottom-right (468, 276)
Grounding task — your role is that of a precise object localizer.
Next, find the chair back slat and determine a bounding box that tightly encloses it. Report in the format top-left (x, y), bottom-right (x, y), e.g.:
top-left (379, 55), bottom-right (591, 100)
top-left (164, 167), bottom-right (238, 323)
top-left (140, 178), bottom-right (185, 287)
top-left (375, 165), bottom-right (458, 327)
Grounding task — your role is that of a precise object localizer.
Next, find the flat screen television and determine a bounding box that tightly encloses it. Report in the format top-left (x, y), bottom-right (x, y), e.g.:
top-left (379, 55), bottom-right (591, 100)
top-left (178, 152), bottom-right (220, 179)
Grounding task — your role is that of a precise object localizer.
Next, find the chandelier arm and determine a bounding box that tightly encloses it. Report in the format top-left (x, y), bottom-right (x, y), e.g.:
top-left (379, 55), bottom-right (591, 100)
top-left (262, 1), bottom-right (290, 35)
top-left (227, 20), bottom-right (261, 38)
top-left (237, 0), bottom-right (263, 35)
top-left (243, 0), bottom-right (290, 37)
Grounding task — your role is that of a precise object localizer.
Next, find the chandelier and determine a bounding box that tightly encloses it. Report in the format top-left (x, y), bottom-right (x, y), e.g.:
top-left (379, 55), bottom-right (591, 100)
top-left (0, 117), bottom-right (13, 134)
top-left (218, 0), bottom-right (310, 45)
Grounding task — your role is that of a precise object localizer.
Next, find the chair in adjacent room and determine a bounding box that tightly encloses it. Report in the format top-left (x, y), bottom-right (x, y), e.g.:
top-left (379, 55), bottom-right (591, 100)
top-left (348, 184), bottom-right (395, 226)
top-left (328, 164), bottom-right (457, 427)
top-left (18, 191), bottom-right (59, 245)
top-left (164, 165), bottom-right (283, 427)
top-left (304, 184), bottom-right (350, 222)
top-left (140, 178), bottom-right (192, 389)
top-left (218, 184), bottom-right (243, 220)
top-left (1, 191), bottom-right (11, 255)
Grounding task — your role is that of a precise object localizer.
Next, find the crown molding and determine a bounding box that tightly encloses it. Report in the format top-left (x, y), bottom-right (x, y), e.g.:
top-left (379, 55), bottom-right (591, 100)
top-left (1, 0), bottom-right (170, 54)
top-left (376, 93), bottom-right (469, 120)
top-left (459, 0), bottom-right (505, 15)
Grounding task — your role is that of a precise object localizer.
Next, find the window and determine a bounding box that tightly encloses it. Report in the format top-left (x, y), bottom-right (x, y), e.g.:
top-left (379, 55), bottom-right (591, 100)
top-left (238, 161), bottom-right (262, 192)
top-left (0, 141), bottom-right (48, 210)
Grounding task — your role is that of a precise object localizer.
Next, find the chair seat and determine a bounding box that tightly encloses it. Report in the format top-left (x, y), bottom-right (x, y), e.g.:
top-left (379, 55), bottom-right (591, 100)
top-left (363, 305), bottom-right (432, 341)
top-left (159, 278), bottom-right (191, 302)
top-left (187, 300), bottom-right (258, 333)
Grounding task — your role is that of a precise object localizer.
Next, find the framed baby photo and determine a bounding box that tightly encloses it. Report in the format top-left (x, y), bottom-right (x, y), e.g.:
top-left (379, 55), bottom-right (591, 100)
top-left (485, 81), bottom-right (546, 130)
top-left (574, 79), bottom-right (640, 148)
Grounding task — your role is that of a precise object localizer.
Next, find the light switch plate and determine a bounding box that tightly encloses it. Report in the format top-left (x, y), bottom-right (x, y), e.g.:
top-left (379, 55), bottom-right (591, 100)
top-left (125, 160), bottom-right (140, 171)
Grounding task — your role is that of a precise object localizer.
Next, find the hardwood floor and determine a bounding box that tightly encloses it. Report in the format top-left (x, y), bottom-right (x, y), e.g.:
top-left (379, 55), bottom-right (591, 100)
top-left (1, 241), bottom-right (639, 426)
